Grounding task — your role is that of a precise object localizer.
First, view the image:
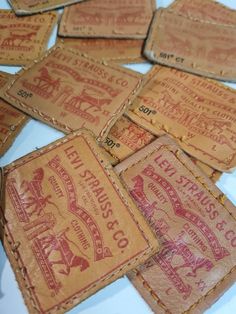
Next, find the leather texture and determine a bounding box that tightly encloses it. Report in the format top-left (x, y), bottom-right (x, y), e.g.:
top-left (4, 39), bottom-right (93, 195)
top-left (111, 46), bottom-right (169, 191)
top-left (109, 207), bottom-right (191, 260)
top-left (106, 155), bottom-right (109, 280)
top-left (102, 116), bottom-right (155, 165)
top-left (170, 0), bottom-right (236, 25)
top-left (115, 135), bottom-right (236, 314)
top-left (59, 38), bottom-right (146, 64)
top-left (190, 157), bottom-right (221, 183)
top-left (127, 65), bottom-right (236, 172)
top-left (1, 129), bottom-right (159, 314)
top-left (103, 114), bottom-right (221, 180)
top-left (59, 0), bottom-right (156, 39)
top-left (144, 9), bottom-right (236, 82)
top-left (8, 0), bottom-right (84, 15)
top-left (0, 72), bottom-right (28, 156)
top-left (0, 10), bottom-right (58, 66)
top-left (2, 44), bottom-right (143, 141)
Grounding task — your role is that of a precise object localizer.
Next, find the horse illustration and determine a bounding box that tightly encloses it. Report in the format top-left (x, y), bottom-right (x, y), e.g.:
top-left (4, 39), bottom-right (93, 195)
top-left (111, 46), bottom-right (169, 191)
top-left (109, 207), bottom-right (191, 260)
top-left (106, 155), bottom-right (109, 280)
top-left (2, 31), bottom-right (36, 47)
top-left (158, 236), bottom-right (214, 277)
top-left (39, 228), bottom-right (89, 275)
top-left (66, 88), bottom-right (111, 112)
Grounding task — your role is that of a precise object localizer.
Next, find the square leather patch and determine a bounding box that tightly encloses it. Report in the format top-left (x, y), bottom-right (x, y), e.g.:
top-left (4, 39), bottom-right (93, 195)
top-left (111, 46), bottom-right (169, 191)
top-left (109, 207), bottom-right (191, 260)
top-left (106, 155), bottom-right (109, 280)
top-left (115, 136), bottom-right (236, 314)
top-left (103, 116), bottom-right (155, 165)
top-left (8, 0), bottom-right (84, 15)
top-left (144, 9), bottom-right (236, 82)
top-left (2, 45), bottom-right (143, 141)
top-left (170, 0), bottom-right (236, 25)
top-left (0, 72), bottom-right (28, 156)
top-left (1, 130), bottom-right (158, 314)
top-left (59, 0), bottom-right (156, 39)
top-left (59, 38), bottom-right (145, 64)
top-left (0, 10), bottom-right (58, 66)
top-left (127, 66), bottom-right (236, 172)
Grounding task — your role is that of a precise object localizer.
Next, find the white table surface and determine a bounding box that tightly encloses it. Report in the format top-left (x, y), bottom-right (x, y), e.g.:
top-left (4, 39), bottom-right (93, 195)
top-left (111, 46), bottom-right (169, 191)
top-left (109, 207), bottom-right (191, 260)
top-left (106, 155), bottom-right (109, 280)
top-left (0, 1), bottom-right (236, 313)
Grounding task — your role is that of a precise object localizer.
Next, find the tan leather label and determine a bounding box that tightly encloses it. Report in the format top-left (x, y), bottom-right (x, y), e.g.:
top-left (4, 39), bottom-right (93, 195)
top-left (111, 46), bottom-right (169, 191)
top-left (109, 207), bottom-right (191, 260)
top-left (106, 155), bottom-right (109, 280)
top-left (59, 38), bottom-right (145, 64)
top-left (2, 45), bottom-right (142, 141)
top-left (2, 130), bottom-right (158, 314)
top-left (170, 0), bottom-right (236, 25)
top-left (59, 0), bottom-right (156, 39)
top-left (9, 0), bottom-right (84, 15)
top-left (115, 136), bottom-right (236, 314)
top-left (0, 10), bottom-right (57, 66)
top-left (103, 116), bottom-right (155, 165)
top-left (144, 9), bottom-right (236, 82)
top-left (127, 66), bottom-right (236, 172)
top-left (0, 72), bottom-right (28, 156)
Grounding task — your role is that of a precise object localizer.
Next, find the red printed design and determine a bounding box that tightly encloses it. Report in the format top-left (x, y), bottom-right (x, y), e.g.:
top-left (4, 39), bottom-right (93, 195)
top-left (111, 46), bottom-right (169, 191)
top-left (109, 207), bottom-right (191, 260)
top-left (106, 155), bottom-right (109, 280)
top-left (21, 62), bottom-right (120, 125)
top-left (142, 165), bottom-right (229, 261)
top-left (32, 227), bottom-right (89, 294)
top-left (139, 93), bottom-right (235, 153)
top-left (71, 5), bottom-right (148, 27)
top-left (130, 175), bottom-right (161, 221)
top-left (0, 27), bottom-right (38, 52)
top-left (154, 232), bottom-right (213, 299)
top-left (6, 168), bottom-right (58, 223)
top-left (48, 155), bottom-right (112, 262)
top-left (111, 120), bottom-right (154, 151)
top-left (129, 167), bottom-right (229, 298)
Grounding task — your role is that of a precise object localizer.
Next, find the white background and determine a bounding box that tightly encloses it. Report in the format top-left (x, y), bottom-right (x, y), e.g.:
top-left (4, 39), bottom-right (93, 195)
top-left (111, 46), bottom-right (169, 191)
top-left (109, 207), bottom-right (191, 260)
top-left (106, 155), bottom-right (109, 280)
top-left (0, 1), bottom-right (236, 313)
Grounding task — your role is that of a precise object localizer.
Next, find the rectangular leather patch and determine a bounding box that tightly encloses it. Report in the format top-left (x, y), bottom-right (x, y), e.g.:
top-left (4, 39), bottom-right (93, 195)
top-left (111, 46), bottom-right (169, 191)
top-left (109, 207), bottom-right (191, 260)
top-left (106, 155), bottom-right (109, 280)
top-left (103, 116), bottom-right (155, 165)
top-left (0, 72), bottom-right (28, 156)
top-left (8, 0), bottom-right (84, 15)
top-left (144, 9), bottom-right (236, 82)
top-left (0, 10), bottom-right (57, 66)
top-left (59, 0), bottom-right (156, 39)
top-left (115, 136), bottom-right (236, 314)
top-left (59, 38), bottom-right (145, 64)
top-left (127, 66), bottom-right (236, 172)
top-left (2, 45), bottom-right (143, 141)
top-left (1, 130), bottom-right (159, 314)
top-left (170, 0), bottom-right (236, 25)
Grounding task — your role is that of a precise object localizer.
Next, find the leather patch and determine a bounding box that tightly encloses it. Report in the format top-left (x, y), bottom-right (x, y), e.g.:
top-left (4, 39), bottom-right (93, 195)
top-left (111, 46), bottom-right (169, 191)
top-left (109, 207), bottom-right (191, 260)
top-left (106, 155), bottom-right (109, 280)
top-left (1, 130), bottom-right (158, 314)
top-left (104, 115), bottom-right (221, 181)
top-left (59, 0), bottom-right (156, 39)
top-left (127, 66), bottom-right (236, 172)
top-left (2, 45), bottom-right (143, 141)
top-left (144, 9), bottom-right (236, 82)
top-left (8, 0), bottom-right (84, 15)
top-left (0, 10), bottom-right (58, 66)
top-left (0, 72), bottom-right (28, 156)
top-left (103, 116), bottom-right (155, 165)
top-left (59, 38), bottom-right (145, 64)
top-left (170, 0), bottom-right (236, 25)
top-left (115, 136), bottom-right (236, 314)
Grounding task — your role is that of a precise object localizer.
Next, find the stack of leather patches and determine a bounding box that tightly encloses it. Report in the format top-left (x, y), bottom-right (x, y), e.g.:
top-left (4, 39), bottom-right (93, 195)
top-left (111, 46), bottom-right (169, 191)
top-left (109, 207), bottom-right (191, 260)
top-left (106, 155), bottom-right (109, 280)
top-left (57, 0), bottom-right (156, 64)
top-left (144, 0), bottom-right (236, 81)
top-left (0, 1), bottom-right (236, 314)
